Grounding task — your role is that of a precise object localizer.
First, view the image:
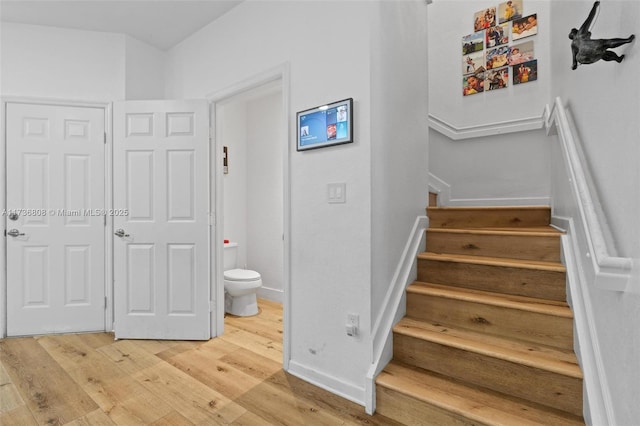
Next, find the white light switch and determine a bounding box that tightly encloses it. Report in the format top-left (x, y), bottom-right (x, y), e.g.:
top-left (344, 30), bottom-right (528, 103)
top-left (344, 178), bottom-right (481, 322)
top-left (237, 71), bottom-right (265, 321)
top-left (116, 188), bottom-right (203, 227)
top-left (327, 183), bottom-right (346, 204)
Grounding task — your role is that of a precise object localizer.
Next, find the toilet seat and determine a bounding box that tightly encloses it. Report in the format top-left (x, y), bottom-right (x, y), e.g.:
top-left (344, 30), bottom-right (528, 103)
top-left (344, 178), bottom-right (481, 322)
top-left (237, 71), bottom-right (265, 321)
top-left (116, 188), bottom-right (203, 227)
top-left (224, 268), bottom-right (261, 282)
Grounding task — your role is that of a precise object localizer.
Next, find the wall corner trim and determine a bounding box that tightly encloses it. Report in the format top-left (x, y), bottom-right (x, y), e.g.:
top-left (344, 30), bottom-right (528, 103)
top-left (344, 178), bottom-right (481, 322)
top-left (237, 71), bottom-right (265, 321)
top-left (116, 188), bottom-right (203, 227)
top-left (428, 112), bottom-right (544, 140)
top-left (545, 97), bottom-right (633, 292)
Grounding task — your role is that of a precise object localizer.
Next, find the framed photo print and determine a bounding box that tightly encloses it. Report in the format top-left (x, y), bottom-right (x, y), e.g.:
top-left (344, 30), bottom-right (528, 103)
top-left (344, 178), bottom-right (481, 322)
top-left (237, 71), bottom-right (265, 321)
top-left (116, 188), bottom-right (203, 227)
top-left (512, 14), bottom-right (538, 40)
top-left (462, 31), bottom-right (484, 55)
top-left (498, 0), bottom-right (523, 24)
top-left (507, 40), bottom-right (535, 65)
top-left (486, 24), bottom-right (509, 48)
top-left (513, 60), bottom-right (538, 85)
top-left (463, 73), bottom-right (485, 96)
top-left (486, 46), bottom-right (510, 70)
top-left (486, 67), bottom-right (509, 91)
top-left (297, 98), bottom-right (353, 151)
top-left (463, 51), bottom-right (485, 75)
top-left (474, 7), bottom-right (496, 32)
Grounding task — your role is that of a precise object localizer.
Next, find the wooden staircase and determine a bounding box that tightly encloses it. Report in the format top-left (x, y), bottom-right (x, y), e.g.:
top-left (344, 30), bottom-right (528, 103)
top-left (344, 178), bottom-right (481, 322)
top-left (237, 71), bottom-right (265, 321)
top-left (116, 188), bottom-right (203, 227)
top-left (375, 205), bottom-right (585, 425)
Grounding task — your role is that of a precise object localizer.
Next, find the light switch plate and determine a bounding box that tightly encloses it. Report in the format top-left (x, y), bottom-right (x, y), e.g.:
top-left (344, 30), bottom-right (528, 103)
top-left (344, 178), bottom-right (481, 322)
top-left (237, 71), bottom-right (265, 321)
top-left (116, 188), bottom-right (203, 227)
top-left (327, 183), bottom-right (346, 203)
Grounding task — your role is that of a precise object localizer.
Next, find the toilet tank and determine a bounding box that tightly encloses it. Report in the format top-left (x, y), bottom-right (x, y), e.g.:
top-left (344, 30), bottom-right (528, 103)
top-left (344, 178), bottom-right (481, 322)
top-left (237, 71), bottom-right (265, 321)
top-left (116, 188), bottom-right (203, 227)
top-left (223, 242), bottom-right (238, 271)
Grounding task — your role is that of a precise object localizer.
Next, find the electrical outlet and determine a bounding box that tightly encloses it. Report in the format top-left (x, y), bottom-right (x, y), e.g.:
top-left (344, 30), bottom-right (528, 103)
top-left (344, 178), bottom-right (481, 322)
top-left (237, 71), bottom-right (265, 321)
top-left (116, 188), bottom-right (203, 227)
top-left (346, 313), bottom-right (359, 337)
top-left (347, 313), bottom-right (359, 327)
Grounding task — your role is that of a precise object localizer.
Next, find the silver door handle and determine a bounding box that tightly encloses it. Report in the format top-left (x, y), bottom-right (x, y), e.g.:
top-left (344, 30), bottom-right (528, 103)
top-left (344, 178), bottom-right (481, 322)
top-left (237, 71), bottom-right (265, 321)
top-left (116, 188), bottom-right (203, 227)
top-left (114, 229), bottom-right (130, 238)
top-left (7, 229), bottom-right (25, 237)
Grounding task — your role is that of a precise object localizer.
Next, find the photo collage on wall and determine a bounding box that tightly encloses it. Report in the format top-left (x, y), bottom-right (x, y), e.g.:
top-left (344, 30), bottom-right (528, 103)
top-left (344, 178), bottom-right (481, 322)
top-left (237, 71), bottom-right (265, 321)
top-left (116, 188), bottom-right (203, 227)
top-left (463, 0), bottom-right (538, 96)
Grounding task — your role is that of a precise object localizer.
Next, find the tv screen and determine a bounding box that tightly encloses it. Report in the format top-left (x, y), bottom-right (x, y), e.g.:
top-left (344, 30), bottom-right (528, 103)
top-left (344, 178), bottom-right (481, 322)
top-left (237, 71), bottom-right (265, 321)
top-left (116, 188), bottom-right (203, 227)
top-left (297, 98), bottom-right (353, 151)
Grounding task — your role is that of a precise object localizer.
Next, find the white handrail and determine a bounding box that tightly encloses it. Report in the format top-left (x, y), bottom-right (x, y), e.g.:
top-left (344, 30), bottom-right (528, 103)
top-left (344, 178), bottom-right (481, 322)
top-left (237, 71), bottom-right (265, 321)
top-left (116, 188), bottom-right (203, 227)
top-left (544, 97), bottom-right (633, 291)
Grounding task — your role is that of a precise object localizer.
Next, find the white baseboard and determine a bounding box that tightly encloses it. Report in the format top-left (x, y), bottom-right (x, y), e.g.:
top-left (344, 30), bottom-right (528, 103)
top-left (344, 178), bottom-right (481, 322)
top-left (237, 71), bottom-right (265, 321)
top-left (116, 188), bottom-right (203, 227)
top-left (287, 360), bottom-right (366, 407)
top-left (258, 286), bottom-right (283, 303)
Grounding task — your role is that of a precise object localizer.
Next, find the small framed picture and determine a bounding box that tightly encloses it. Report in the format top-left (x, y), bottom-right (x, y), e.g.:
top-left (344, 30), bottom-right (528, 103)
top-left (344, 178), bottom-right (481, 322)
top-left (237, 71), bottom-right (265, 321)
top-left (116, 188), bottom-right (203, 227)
top-left (512, 14), bottom-right (538, 40)
top-left (463, 72), bottom-right (485, 96)
top-left (463, 51), bottom-right (485, 75)
top-left (513, 59), bottom-right (538, 85)
top-left (486, 23), bottom-right (509, 48)
top-left (498, 0), bottom-right (523, 24)
top-left (507, 40), bottom-right (535, 66)
top-left (486, 46), bottom-right (510, 70)
top-left (474, 7), bottom-right (496, 32)
top-left (462, 31), bottom-right (484, 55)
top-left (486, 67), bottom-right (509, 91)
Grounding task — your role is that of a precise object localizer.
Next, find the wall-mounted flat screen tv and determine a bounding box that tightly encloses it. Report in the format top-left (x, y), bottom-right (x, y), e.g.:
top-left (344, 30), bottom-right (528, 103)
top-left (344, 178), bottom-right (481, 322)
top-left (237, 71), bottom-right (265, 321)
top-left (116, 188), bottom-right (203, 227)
top-left (297, 98), bottom-right (353, 151)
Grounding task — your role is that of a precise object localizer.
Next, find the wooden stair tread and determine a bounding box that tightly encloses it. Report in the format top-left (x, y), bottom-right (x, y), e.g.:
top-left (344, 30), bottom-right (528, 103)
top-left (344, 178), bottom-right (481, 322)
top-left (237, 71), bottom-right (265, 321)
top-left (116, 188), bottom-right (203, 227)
top-left (428, 206), bottom-right (551, 212)
top-left (377, 361), bottom-right (584, 426)
top-left (394, 317), bottom-right (582, 378)
top-left (419, 252), bottom-right (566, 272)
top-left (427, 226), bottom-right (562, 236)
top-left (407, 281), bottom-right (572, 317)
top-left (427, 205), bottom-right (551, 229)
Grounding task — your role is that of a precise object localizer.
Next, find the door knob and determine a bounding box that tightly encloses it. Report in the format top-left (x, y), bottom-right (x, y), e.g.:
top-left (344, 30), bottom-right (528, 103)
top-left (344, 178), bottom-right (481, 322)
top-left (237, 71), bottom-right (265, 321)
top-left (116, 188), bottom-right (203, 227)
top-left (114, 229), bottom-right (130, 238)
top-left (7, 229), bottom-right (25, 237)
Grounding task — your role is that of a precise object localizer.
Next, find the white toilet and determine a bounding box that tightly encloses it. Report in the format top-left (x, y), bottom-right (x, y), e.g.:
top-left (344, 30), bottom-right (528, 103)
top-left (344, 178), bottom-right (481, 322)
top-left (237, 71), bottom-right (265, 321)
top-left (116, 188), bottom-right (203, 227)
top-left (224, 242), bottom-right (262, 316)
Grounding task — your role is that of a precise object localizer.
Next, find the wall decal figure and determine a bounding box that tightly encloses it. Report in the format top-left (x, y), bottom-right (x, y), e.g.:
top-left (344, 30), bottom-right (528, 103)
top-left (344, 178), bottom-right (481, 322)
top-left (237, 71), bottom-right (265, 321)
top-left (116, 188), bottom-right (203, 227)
top-left (569, 1), bottom-right (635, 70)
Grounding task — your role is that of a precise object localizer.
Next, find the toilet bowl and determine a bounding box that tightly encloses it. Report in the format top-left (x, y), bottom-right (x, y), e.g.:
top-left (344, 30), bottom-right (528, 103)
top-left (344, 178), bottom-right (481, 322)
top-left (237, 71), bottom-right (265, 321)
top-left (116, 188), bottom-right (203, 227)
top-left (224, 269), bottom-right (262, 316)
top-left (223, 242), bottom-right (262, 316)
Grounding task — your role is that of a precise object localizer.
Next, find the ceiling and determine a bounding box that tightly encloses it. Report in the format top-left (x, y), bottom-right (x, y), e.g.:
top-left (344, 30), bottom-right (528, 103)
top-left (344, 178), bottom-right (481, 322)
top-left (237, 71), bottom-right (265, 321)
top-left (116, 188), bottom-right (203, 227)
top-left (0, 0), bottom-right (244, 51)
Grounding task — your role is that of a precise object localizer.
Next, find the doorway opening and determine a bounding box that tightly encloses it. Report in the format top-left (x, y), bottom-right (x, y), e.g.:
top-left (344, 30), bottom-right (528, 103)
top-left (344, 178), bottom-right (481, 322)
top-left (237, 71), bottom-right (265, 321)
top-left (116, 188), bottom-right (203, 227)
top-left (210, 68), bottom-right (290, 367)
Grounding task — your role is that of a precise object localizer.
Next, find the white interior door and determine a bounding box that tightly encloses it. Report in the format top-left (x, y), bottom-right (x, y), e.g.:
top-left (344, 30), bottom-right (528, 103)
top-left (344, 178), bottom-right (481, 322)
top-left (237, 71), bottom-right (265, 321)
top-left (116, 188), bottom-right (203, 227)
top-left (6, 102), bottom-right (106, 336)
top-left (113, 100), bottom-right (210, 340)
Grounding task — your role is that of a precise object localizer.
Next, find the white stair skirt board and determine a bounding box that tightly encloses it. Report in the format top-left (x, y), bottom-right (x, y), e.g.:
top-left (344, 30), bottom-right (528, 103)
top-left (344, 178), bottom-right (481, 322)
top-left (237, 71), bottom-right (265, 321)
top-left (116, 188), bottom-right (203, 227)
top-left (366, 216), bottom-right (429, 414)
top-left (558, 218), bottom-right (615, 426)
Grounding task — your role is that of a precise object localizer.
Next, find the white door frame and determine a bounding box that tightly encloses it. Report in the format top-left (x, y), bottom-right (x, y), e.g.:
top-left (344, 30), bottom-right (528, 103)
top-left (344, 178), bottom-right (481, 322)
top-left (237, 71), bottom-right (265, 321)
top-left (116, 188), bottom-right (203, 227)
top-left (0, 97), bottom-right (113, 338)
top-left (207, 63), bottom-right (292, 368)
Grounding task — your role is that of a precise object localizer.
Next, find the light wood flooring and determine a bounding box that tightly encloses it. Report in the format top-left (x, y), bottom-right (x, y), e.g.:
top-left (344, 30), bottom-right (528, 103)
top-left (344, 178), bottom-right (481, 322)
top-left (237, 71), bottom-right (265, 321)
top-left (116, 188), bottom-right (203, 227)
top-left (0, 299), bottom-right (398, 425)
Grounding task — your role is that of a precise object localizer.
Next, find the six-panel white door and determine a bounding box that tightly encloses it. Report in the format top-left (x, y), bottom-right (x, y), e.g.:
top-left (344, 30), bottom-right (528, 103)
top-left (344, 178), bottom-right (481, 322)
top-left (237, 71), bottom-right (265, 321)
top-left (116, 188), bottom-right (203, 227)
top-left (6, 103), bottom-right (106, 336)
top-left (113, 100), bottom-right (210, 340)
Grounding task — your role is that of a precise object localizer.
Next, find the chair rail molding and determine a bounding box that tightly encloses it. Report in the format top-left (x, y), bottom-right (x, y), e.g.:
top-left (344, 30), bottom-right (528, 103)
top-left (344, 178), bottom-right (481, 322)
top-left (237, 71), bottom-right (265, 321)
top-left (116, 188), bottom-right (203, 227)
top-left (428, 112), bottom-right (544, 140)
top-left (365, 215), bottom-right (428, 414)
top-left (544, 97), bottom-right (633, 292)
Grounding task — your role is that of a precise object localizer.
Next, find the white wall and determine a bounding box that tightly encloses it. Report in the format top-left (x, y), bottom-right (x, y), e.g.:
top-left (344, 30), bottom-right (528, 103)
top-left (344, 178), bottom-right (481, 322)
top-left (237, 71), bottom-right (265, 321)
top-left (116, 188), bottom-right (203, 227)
top-left (429, 0), bottom-right (551, 126)
top-left (370, 1), bottom-right (429, 325)
top-left (549, 2), bottom-right (640, 424)
top-left (428, 0), bottom-right (552, 204)
top-left (429, 128), bottom-right (551, 205)
top-left (247, 91), bottom-right (284, 301)
top-left (0, 22), bottom-right (126, 101)
top-left (166, 0), bottom-right (428, 403)
top-left (166, 0), bottom-right (374, 401)
top-left (125, 36), bottom-right (166, 100)
top-left (0, 23), bottom-right (168, 102)
top-left (219, 100), bottom-right (249, 266)
top-left (219, 88), bottom-right (284, 301)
